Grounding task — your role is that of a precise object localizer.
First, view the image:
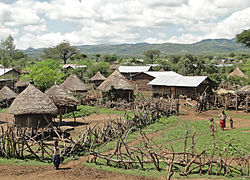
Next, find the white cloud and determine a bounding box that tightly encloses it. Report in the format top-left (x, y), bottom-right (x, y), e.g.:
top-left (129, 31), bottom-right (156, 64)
top-left (1, 0), bottom-right (250, 49)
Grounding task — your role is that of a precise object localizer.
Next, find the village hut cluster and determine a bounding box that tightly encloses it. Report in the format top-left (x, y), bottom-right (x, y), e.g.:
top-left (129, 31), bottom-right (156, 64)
top-left (0, 64), bottom-right (249, 130)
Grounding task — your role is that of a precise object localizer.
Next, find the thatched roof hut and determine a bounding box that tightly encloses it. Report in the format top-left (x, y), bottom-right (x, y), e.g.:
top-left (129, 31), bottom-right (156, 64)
top-left (237, 85), bottom-right (250, 95)
top-left (0, 86), bottom-right (17, 108)
top-left (15, 80), bottom-right (29, 93)
top-left (60, 74), bottom-right (89, 93)
top-left (8, 84), bottom-right (58, 128)
top-left (228, 67), bottom-right (248, 78)
top-left (45, 84), bottom-right (80, 114)
top-left (97, 70), bottom-right (134, 102)
top-left (90, 71), bottom-right (106, 88)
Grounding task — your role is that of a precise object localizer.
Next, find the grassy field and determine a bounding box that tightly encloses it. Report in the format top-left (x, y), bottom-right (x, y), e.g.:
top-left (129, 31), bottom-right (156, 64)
top-left (85, 112), bottom-right (250, 179)
top-left (62, 105), bottom-right (134, 118)
top-left (0, 108), bottom-right (8, 113)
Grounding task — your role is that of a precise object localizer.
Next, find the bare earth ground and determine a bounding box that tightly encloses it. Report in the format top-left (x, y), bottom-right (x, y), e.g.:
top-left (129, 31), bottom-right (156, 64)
top-left (0, 105), bottom-right (248, 180)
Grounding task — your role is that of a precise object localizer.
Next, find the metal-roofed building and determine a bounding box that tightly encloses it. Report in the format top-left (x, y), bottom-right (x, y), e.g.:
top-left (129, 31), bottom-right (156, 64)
top-left (118, 66), bottom-right (152, 78)
top-left (131, 71), bottom-right (182, 91)
top-left (148, 76), bottom-right (213, 99)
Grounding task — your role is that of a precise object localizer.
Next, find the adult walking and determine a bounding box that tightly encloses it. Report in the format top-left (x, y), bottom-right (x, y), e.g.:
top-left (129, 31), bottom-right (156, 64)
top-left (218, 110), bottom-right (226, 130)
top-left (53, 140), bottom-right (60, 170)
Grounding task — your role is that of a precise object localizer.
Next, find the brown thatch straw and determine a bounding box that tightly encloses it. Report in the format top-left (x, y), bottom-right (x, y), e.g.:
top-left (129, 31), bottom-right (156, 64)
top-left (228, 67), bottom-right (248, 78)
top-left (237, 85), bottom-right (250, 95)
top-left (97, 70), bottom-right (134, 92)
top-left (8, 84), bottom-right (58, 115)
top-left (60, 74), bottom-right (89, 92)
top-left (0, 86), bottom-right (17, 101)
top-left (15, 80), bottom-right (29, 88)
top-left (90, 71), bottom-right (106, 81)
top-left (45, 84), bottom-right (80, 106)
top-left (216, 88), bottom-right (235, 95)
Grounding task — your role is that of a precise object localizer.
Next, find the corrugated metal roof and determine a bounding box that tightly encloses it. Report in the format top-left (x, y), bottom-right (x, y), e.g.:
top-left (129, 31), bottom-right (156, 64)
top-left (144, 71), bottom-right (182, 78)
top-left (0, 68), bottom-right (13, 76)
top-left (118, 66), bottom-right (151, 73)
top-left (148, 76), bottom-right (208, 87)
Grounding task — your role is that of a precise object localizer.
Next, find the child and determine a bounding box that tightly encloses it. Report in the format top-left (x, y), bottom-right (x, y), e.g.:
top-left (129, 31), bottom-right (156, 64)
top-left (230, 117), bottom-right (233, 129)
top-left (210, 118), bottom-right (215, 134)
top-left (53, 140), bottom-right (60, 170)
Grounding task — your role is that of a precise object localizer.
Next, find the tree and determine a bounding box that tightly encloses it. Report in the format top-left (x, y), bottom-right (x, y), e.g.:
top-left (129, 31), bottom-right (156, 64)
top-left (0, 34), bottom-right (16, 68)
top-left (103, 54), bottom-right (117, 62)
top-left (42, 41), bottom-right (78, 64)
top-left (236, 29), bottom-right (250, 47)
top-left (143, 49), bottom-right (160, 63)
top-left (21, 59), bottom-right (65, 91)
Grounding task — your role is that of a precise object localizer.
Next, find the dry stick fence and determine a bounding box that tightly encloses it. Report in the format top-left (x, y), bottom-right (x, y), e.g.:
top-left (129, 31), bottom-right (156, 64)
top-left (0, 97), bottom-right (170, 160)
top-left (89, 129), bottom-right (249, 179)
top-left (0, 99), bottom-right (248, 179)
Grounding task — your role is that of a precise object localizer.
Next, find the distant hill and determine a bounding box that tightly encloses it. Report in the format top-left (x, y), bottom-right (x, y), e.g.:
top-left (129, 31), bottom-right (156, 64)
top-left (21, 38), bottom-right (250, 58)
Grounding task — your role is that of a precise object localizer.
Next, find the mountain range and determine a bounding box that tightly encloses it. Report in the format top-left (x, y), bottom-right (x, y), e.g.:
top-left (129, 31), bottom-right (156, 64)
top-left (21, 38), bottom-right (250, 59)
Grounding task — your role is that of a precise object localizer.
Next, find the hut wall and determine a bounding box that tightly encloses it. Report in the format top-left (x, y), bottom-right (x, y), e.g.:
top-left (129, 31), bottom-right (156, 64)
top-left (131, 73), bottom-right (154, 91)
top-left (0, 98), bottom-right (15, 108)
top-left (106, 89), bottom-right (134, 102)
top-left (0, 70), bottom-right (20, 80)
top-left (14, 114), bottom-right (53, 128)
top-left (152, 81), bottom-right (212, 99)
top-left (93, 80), bottom-right (104, 88)
top-left (58, 105), bottom-right (77, 114)
top-left (0, 79), bottom-right (13, 90)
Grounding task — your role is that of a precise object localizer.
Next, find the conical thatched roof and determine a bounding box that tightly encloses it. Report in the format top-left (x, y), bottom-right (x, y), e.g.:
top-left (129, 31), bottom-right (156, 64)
top-left (97, 70), bottom-right (134, 92)
top-left (45, 84), bottom-right (80, 106)
top-left (0, 86), bottom-right (17, 101)
top-left (90, 71), bottom-right (106, 81)
top-left (15, 80), bottom-right (29, 88)
top-left (228, 67), bottom-right (247, 78)
top-left (60, 74), bottom-right (89, 92)
top-left (8, 84), bottom-right (58, 115)
top-left (237, 85), bottom-right (250, 95)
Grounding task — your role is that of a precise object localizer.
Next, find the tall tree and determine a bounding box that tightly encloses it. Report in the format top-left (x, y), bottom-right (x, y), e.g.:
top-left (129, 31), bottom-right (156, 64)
top-left (0, 34), bottom-right (16, 67)
top-left (42, 41), bottom-right (78, 64)
top-left (21, 59), bottom-right (65, 91)
top-left (236, 29), bottom-right (250, 47)
top-left (143, 49), bottom-right (160, 63)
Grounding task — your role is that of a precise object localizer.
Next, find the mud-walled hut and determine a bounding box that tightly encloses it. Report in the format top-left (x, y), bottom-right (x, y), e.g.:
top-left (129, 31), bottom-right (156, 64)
top-left (90, 71), bottom-right (106, 88)
top-left (0, 86), bottom-right (17, 108)
top-left (8, 84), bottom-right (58, 128)
top-left (237, 85), bottom-right (250, 112)
top-left (97, 70), bottom-right (134, 102)
top-left (15, 80), bottom-right (29, 93)
top-left (45, 84), bottom-right (80, 122)
top-left (60, 74), bottom-right (89, 93)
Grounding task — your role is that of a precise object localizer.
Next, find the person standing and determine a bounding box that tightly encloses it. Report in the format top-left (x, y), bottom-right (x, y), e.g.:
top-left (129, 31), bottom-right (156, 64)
top-left (209, 118), bottom-right (215, 134)
top-left (53, 140), bottom-right (60, 170)
top-left (218, 110), bottom-right (226, 130)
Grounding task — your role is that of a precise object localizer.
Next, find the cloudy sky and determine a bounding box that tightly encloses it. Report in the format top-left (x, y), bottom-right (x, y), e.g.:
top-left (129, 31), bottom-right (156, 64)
top-left (0, 0), bottom-right (250, 49)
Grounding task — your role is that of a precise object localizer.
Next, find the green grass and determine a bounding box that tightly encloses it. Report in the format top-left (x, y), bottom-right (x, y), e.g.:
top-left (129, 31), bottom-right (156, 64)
top-left (0, 108), bottom-right (8, 113)
top-left (0, 158), bottom-right (50, 166)
top-left (62, 105), bottom-right (134, 119)
top-left (225, 111), bottom-right (250, 120)
top-left (85, 111), bottom-right (250, 179)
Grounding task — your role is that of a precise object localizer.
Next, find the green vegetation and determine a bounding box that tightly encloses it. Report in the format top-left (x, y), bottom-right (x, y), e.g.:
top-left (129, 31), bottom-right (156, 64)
top-left (85, 112), bottom-right (250, 179)
top-left (62, 105), bottom-right (134, 118)
top-left (236, 29), bottom-right (250, 47)
top-left (0, 108), bottom-right (8, 113)
top-left (21, 59), bottom-right (66, 91)
top-left (0, 158), bottom-right (49, 166)
top-left (22, 38), bottom-right (250, 58)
